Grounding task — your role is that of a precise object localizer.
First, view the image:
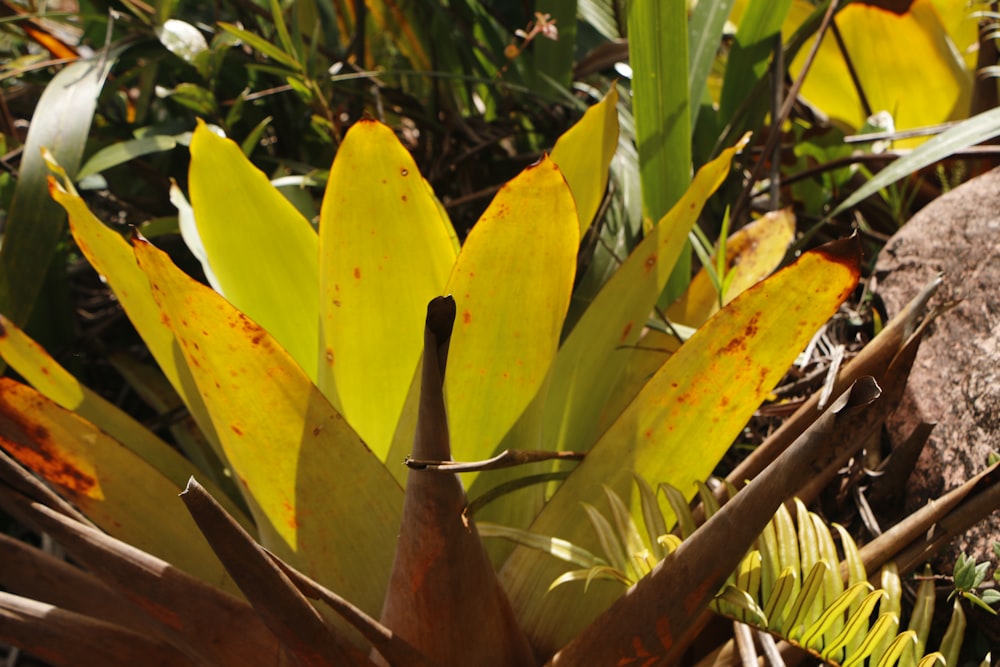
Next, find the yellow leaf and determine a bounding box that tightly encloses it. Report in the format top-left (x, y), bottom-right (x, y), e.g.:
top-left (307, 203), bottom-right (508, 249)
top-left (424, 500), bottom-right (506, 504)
top-left (541, 138), bottom-right (747, 456)
top-left (550, 88), bottom-right (620, 235)
top-left (788, 0), bottom-right (971, 145)
top-left (318, 120), bottom-right (457, 459)
top-left (188, 122), bottom-right (320, 379)
top-left (0, 380), bottom-right (238, 594)
top-left (668, 208), bottom-right (795, 327)
top-left (132, 235), bottom-right (402, 617)
top-left (444, 156), bottom-right (579, 481)
top-left (501, 238), bottom-right (860, 655)
top-left (47, 165), bottom-right (222, 466)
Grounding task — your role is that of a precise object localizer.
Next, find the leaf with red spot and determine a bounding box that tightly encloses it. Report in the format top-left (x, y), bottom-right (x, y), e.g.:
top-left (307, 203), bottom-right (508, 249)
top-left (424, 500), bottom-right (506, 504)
top-left (0, 379), bottom-right (237, 595)
top-left (539, 136), bottom-right (749, 458)
top-left (500, 237), bottom-right (861, 655)
top-left (443, 155), bottom-right (579, 479)
top-left (318, 120), bottom-right (457, 460)
top-left (188, 122), bottom-right (320, 380)
top-left (131, 235), bottom-right (403, 623)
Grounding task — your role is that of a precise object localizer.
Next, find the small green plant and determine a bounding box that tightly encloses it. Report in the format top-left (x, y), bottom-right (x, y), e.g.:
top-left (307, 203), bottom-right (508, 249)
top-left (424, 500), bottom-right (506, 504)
top-left (949, 545), bottom-right (1000, 615)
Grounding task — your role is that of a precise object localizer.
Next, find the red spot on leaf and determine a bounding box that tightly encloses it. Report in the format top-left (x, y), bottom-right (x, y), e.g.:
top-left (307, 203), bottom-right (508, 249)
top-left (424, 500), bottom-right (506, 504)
top-left (40, 366), bottom-right (50, 376)
top-left (719, 396), bottom-right (730, 408)
top-left (231, 425), bottom-right (243, 436)
top-left (463, 310), bottom-right (472, 324)
top-left (620, 321), bottom-right (633, 342)
top-left (644, 254), bottom-right (657, 273)
top-left (401, 195), bottom-right (407, 202)
top-left (353, 267), bottom-right (362, 279)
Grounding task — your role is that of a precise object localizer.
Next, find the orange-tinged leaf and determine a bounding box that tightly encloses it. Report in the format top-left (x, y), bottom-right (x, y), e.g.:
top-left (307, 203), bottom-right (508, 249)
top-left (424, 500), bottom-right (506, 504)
top-left (501, 238), bottom-right (861, 655)
top-left (788, 0), bottom-right (971, 144)
top-left (445, 156), bottom-right (579, 475)
top-left (46, 163), bottom-right (222, 465)
top-left (0, 315), bottom-right (250, 528)
top-left (550, 88), bottom-right (620, 235)
top-left (132, 235), bottom-right (402, 618)
top-left (318, 120), bottom-right (457, 459)
top-left (0, 379), bottom-right (238, 594)
top-left (188, 123), bottom-right (320, 380)
top-left (668, 208), bottom-right (795, 327)
top-left (540, 138), bottom-right (747, 456)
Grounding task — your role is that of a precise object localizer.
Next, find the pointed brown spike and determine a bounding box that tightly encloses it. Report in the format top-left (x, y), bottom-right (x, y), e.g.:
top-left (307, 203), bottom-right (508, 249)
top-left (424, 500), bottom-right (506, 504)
top-left (377, 297), bottom-right (537, 666)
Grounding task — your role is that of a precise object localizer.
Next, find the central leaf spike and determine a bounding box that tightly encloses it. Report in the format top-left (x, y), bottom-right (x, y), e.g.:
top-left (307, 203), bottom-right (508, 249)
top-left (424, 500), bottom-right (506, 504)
top-left (377, 296), bottom-right (537, 666)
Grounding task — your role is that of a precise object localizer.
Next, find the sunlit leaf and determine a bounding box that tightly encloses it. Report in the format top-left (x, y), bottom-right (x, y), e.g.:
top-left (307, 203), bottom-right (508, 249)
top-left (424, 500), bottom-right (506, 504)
top-left (550, 87), bottom-right (620, 235)
top-left (318, 120), bottom-right (456, 459)
top-left (0, 316), bottom-right (247, 525)
top-left (542, 138), bottom-right (747, 457)
top-left (787, 0), bottom-right (970, 144)
top-left (667, 209), bottom-right (795, 327)
top-left (501, 238), bottom-right (859, 653)
top-left (131, 235), bottom-right (402, 618)
top-left (445, 156), bottom-right (578, 473)
top-left (188, 122), bottom-right (320, 381)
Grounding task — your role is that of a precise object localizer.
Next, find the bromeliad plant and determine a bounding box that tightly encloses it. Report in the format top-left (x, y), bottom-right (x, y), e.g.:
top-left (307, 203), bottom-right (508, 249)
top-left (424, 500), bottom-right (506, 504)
top-left (0, 87), bottom-right (987, 665)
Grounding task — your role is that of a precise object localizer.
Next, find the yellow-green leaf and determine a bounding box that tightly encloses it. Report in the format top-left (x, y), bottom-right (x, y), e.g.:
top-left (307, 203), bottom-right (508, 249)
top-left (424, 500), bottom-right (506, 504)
top-left (500, 238), bottom-right (859, 654)
top-left (46, 165), bottom-right (221, 463)
top-left (0, 380), bottom-right (237, 594)
top-left (188, 122), bottom-right (320, 379)
top-left (550, 88), bottom-right (620, 235)
top-left (132, 235), bottom-right (403, 618)
top-left (541, 137), bottom-right (747, 457)
top-left (667, 208), bottom-right (795, 327)
top-left (444, 156), bottom-right (578, 474)
top-left (318, 120), bottom-right (457, 459)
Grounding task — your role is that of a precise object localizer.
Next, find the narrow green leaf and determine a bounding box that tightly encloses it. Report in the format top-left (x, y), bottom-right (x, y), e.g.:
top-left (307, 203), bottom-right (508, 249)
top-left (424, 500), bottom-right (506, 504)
top-left (626, 0), bottom-right (692, 303)
top-left (832, 106), bottom-right (1000, 217)
top-left (688, 0), bottom-right (735, 128)
top-left (218, 22), bottom-right (301, 70)
top-left (77, 134), bottom-right (180, 180)
top-left (549, 566), bottom-right (631, 592)
top-left (786, 561), bottom-right (829, 642)
top-left (714, 584), bottom-right (767, 626)
top-left (840, 610), bottom-right (899, 667)
top-left (0, 50), bottom-right (119, 327)
top-left (763, 567), bottom-right (797, 632)
top-left (477, 522), bottom-right (606, 570)
top-left (634, 474), bottom-right (667, 560)
top-left (659, 482), bottom-right (696, 539)
top-left (907, 566), bottom-right (936, 657)
top-left (801, 582), bottom-right (870, 652)
top-left (938, 598), bottom-right (966, 667)
top-left (581, 502), bottom-right (629, 575)
top-left (822, 589), bottom-right (886, 663)
top-left (875, 631), bottom-right (918, 667)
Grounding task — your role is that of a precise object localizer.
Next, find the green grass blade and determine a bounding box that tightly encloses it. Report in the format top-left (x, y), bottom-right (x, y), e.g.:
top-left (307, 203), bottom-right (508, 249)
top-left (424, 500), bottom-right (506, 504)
top-left (688, 0), bottom-right (735, 128)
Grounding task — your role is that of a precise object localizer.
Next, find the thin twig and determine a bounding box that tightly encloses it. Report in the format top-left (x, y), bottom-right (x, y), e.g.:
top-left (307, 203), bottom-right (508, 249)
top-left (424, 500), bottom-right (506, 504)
top-left (406, 449), bottom-right (585, 473)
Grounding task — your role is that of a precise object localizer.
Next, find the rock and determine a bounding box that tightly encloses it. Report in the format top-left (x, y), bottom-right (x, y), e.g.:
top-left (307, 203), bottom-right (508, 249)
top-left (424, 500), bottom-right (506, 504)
top-left (873, 166), bottom-right (1000, 580)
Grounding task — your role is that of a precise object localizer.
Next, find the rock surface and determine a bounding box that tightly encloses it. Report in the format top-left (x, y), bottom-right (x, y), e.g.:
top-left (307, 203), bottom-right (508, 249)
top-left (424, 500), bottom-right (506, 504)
top-left (873, 166), bottom-right (1000, 573)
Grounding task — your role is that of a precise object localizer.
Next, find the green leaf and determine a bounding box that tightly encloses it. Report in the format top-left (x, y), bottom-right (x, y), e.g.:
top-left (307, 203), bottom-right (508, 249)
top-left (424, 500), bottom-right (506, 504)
top-left (218, 22), bottom-right (301, 70)
top-left (841, 612), bottom-right (900, 667)
top-left (132, 235), bottom-right (402, 619)
top-left (187, 122), bottom-right (320, 382)
top-left (688, 0), bottom-right (735, 129)
top-left (318, 120), bottom-right (456, 459)
top-left (801, 582), bottom-right (870, 652)
top-left (821, 589), bottom-right (886, 663)
top-left (0, 50), bottom-right (120, 328)
top-left (627, 0), bottom-right (692, 303)
top-left (477, 522), bottom-right (606, 570)
top-left (77, 134), bottom-right (181, 180)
